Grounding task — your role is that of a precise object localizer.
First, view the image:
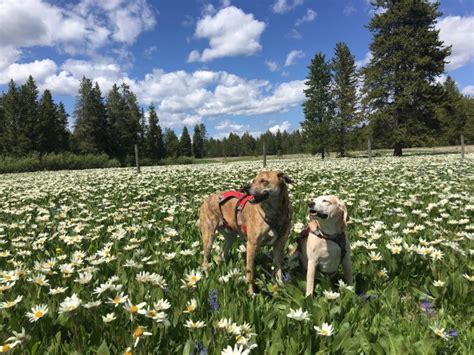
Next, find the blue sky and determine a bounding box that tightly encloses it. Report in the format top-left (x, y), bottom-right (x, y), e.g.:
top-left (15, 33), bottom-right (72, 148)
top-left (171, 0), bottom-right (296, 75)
top-left (0, 0), bottom-right (473, 137)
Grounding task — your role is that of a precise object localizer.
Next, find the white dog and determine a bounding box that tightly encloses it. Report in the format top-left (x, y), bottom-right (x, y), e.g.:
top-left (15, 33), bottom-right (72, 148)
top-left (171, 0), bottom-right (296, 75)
top-left (296, 195), bottom-right (352, 296)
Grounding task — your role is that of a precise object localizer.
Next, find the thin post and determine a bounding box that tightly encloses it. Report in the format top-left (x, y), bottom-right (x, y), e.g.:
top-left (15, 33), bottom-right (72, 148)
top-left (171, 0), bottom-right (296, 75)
top-left (461, 134), bottom-right (465, 160)
top-left (134, 144), bottom-right (140, 173)
top-left (368, 138), bottom-right (372, 163)
top-left (263, 141), bottom-right (267, 168)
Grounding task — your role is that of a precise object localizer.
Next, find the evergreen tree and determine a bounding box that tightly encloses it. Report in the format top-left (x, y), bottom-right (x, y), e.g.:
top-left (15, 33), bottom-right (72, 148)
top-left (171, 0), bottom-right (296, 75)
top-left (199, 123), bottom-right (208, 157)
top-left (146, 104), bottom-right (165, 160)
top-left (192, 124), bottom-right (203, 158)
top-left (56, 102), bottom-right (70, 152)
top-left (241, 132), bottom-right (257, 156)
top-left (37, 90), bottom-right (58, 154)
top-left (73, 77), bottom-right (108, 154)
top-left (362, 0), bottom-right (451, 156)
top-left (164, 128), bottom-right (180, 158)
top-left (301, 52), bottom-right (333, 158)
top-left (106, 84), bottom-right (123, 157)
top-left (179, 126), bottom-right (192, 157)
top-left (331, 42), bottom-right (358, 157)
top-left (0, 95), bottom-right (4, 154)
top-left (18, 76), bottom-right (39, 153)
top-left (2, 80), bottom-right (24, 155)
top-left (436, 76), bottom-right (466, 145)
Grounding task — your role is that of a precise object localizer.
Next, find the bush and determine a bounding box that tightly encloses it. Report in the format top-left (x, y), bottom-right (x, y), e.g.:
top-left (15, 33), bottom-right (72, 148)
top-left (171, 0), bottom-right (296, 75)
top-left (0, 152), bottom-right (121, 174)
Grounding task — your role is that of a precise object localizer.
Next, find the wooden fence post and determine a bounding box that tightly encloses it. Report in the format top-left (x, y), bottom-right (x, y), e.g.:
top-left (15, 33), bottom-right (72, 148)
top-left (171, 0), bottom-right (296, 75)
top-left (135, 144), bottom-right (140, 173)
top-left (461, 134), bottom-right (465, 160)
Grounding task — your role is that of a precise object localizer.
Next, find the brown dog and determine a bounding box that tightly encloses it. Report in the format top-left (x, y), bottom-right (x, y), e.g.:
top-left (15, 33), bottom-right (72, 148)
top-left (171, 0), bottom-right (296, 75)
top-left (296, 195), bottom-right (352, 296)
top-left (199, 170), bottom-right (293, 293)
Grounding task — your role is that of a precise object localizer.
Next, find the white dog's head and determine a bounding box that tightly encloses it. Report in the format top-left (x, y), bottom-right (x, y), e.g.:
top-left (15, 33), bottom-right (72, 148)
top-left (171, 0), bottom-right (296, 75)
top-left (308, 195), bottom-right (349, 235)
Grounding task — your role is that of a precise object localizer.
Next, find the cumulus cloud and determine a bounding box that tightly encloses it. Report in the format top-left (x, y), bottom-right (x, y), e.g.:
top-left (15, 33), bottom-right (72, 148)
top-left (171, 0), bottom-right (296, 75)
top-left (462, 85), bottom-right (474, 96)
top-left (295, 9), bottom-right (316, 26)
top-left (355, 51), bottom-right (373, 68)
top-left (188, 6), bottom-right (266, 62)
top-left (285, 50), bottom-right (305, 66)
top-left (437, 16), bottom-right (474, 70)
top-left (265, 60), bottom-right (279, 72)
top-left (269, 120), bottom-right (291, 133)
top-left (272, 0), bottom-right (304, 14)
top-left (0, 59), bottom-right (57, 84)
top-left (0, 0), bottom-right (156, 70)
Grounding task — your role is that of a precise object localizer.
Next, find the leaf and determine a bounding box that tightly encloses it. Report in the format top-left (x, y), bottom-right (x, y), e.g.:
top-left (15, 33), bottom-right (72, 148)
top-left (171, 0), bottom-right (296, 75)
top-left (96, 340), bottom-right (110, 355)
top-left (182, 339), bottom-right (193, 355)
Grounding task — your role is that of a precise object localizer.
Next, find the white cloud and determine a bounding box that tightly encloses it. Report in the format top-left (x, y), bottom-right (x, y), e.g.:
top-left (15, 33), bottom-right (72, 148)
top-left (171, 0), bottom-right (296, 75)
top-left (269, 120), bottom-right (291, 133)
top-left (0, 0), bottom-right (156, 70)
top-left (295, 9), bottom-right (316, 26)
top-left (462, 85), bottom-right (474, 96)
top-left (188, 6), bottom-right (266, 62)
top-left (285, 50), bottom-right (305, 66)
top-left (41, 71), bottom-right (80, 96)
top-left (287, 28), bottom-right (302, 40)
top-left (0, 59), bottom-right (57, 84)
top-left (265, 60), bottom-right (279, 72)
top-left (437, 16), bottom-right (474, 70)
top-left (272, 0), bottom-right (304, 14)
top-left (355, 52), bottom-right (373, 68)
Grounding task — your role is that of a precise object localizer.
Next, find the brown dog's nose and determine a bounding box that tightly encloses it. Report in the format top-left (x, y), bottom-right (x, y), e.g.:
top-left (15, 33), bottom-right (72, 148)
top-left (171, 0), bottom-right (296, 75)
top-left (308, 201), bottom-right (315, 209)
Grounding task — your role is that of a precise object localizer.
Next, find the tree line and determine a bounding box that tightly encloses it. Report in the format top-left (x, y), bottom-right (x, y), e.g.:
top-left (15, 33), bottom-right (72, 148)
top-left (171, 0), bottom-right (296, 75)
top-left (1, 1), bottom-right (473, 162)
top-left (0, 76), bottom-right (311, 161)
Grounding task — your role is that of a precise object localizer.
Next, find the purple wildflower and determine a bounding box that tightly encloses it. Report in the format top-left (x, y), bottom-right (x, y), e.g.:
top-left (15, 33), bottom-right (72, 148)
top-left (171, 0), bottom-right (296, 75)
top-left (449, 329), bottom-right (458, 338)
top-left (208, 289), bottom-right (220, 311)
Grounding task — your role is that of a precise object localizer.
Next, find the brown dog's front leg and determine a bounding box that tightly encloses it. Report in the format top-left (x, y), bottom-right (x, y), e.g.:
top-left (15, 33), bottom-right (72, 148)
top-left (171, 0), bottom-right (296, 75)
top-left (246, 240), bottom-right (257, 294)
top-left (272, 234), bottom-right (287, 285)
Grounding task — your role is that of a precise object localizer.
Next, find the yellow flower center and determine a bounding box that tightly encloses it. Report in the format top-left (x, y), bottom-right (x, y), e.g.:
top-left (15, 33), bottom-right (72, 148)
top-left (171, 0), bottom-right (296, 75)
top-left (34, 311), bottom-right (44, 318)
top-left (148, 310), bottom-right (157, 317)
top-left (1, 344), bottom-right (12, 351)
top-left (134, 327), bottom-right (144, 337)
top-left (114, 297), bottom-right (121, 304)
top-left (190, 275), bottom-right (198, 282)
top-left (130, 305), bottom-right (138, 313)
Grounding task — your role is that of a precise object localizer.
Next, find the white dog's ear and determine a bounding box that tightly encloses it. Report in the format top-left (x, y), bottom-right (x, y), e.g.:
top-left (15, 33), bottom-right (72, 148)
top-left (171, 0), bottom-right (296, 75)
top-left (338, 201), bottom-right (349, 230)
top-left (277, 171), bottom-right (293, 184)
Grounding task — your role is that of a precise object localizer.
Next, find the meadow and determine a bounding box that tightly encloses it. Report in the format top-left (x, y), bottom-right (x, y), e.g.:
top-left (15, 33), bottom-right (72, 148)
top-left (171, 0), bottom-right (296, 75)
top-left (0, 154), bottom-right (473, 354)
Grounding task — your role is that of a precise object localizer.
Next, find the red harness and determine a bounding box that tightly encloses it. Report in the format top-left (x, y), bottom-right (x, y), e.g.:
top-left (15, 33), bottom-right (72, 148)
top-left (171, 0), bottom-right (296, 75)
top-left (218, 191), bottom-right (256, 235)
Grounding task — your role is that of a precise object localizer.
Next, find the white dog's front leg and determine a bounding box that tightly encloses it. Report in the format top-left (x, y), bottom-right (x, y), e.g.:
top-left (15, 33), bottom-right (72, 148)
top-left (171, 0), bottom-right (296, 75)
top-left (306, 259), bottom-right (318, 297)
top-left (341, 253), bottom-right (353, 286)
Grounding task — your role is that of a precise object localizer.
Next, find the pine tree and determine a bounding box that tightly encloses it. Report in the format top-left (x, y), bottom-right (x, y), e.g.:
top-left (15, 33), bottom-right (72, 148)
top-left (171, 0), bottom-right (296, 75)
top-left (18, 76), bottom-right (39, 153)
top-left (436, 77), bottom-right (466, 145)
top-left (37, 90), bottom-right (58, 154)
top-left (0, 95), bottom-right (3, 154)
top-left (192, 124), bottom-right (204, 158)
top-left (179, 126), bottom-right (192, 157)
top-left (164, 128), bottom-right (180, 158)
top-left (2, 80), bottom-right (24, 155)
top-left (106, 84), bottom-right (123, 158)
top-left (146, 104), bottom-right (165, 160)
top-left (302, 52), bottom-right (333, 158)
top-left (362, 0), bottom-right (451, 156)
top-left (73, 77), bottom-right (108, 154)
top-left (331, 42), bottom-right (358, 157)
top-left (56, 102), bottom-right (70, 152)
top-left (199, 123), bottom-right (208, 157)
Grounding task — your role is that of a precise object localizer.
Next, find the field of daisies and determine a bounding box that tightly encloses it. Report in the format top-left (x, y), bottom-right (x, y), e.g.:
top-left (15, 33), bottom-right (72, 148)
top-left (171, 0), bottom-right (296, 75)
top-left (0, 154), bottom-right (473, 354)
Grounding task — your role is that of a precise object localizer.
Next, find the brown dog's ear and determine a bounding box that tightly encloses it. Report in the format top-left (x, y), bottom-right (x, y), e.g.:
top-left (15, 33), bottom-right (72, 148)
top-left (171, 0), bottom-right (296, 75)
top-left (277, 171), bottom-right (294, 184)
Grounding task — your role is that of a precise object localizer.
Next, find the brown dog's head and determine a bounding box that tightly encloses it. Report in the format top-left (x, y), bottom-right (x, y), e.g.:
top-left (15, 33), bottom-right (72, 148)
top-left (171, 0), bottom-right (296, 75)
top-left (308, 195), bottom-right (349, 234)
top-left (248, 170), bottom-right (293, 201)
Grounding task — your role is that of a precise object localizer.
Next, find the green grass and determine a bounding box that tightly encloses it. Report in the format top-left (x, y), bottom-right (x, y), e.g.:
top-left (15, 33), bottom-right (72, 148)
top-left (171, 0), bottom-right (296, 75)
top-left (0, 154), bottom-right (472, 353)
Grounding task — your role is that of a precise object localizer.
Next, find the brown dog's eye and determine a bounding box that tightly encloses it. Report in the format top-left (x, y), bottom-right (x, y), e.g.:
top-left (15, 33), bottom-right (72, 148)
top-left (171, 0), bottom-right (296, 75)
top-left (260, 179), bottom-right (269, 185)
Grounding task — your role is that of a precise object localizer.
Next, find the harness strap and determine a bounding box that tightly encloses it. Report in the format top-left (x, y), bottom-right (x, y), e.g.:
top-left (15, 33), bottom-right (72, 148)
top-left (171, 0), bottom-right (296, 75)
top-left (299, 227), bottom-right (347, 262)
top-left (219, 191), bottom-right (256, 235)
